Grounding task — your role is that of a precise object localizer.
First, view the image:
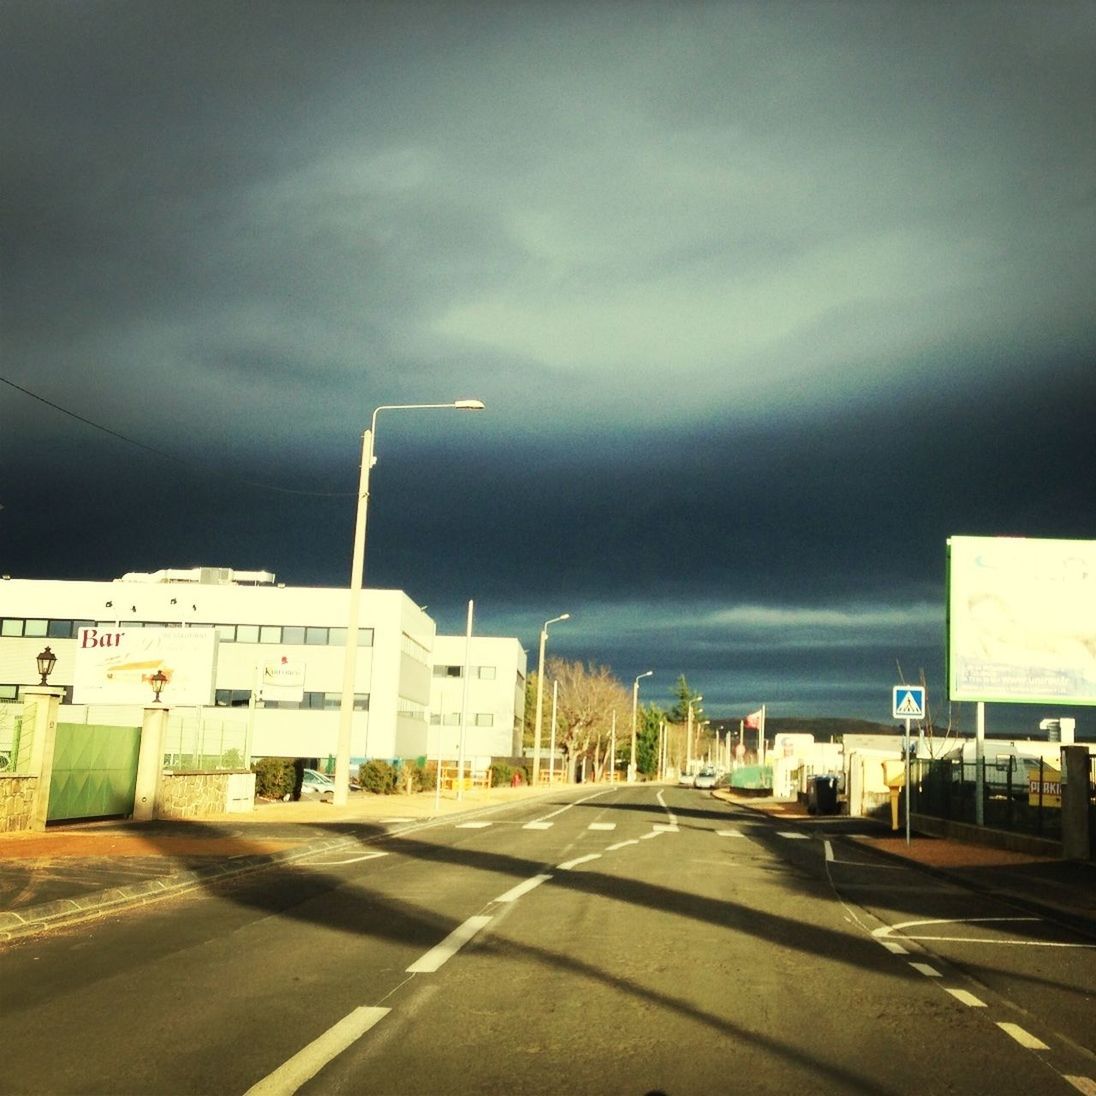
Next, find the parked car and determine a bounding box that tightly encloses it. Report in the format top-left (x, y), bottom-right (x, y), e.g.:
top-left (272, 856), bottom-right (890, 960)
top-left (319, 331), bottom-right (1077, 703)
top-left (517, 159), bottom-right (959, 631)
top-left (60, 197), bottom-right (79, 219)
top-left (677, 769), bottom-right (696, 787)
top-left (300, 768), bottom-right (335, 799)
top-left (694, 767), bottom-right (718, 790)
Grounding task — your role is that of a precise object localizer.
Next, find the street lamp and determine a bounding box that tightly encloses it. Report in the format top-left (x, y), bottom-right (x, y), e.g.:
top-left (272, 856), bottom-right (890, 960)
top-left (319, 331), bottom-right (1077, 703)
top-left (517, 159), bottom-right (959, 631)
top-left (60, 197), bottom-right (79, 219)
top-left (35, 646), bottom-right (57, 686)
top-left (686, 695), bottom-right (703, 775)
top-left (629, 670), bottom-right (653, 782)
top-left (334, 399), bottom-right (486, 806)
top-left (532, 613), bottom-right (570, 786)
top-left (150, 668), bottom-right (168, 705)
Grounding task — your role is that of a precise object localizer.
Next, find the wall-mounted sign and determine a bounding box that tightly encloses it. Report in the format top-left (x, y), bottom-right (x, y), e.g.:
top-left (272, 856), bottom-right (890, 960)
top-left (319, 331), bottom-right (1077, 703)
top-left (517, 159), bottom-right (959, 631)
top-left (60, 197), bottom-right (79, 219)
top-left (73, 627), bottom-right (217, 706)
top-left (262, 656), bottom-right (306, 702)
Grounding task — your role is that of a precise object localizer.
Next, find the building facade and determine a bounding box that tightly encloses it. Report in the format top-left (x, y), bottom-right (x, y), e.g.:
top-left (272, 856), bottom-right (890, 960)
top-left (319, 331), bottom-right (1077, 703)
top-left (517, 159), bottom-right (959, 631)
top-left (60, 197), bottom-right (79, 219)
top-left (0, 568), bottom-right (523, 768)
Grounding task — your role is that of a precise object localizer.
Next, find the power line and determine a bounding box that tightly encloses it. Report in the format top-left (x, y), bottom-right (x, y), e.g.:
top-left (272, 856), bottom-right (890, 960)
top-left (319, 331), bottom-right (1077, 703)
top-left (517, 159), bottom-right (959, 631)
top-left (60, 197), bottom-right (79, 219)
top-left (0, 374), bottom-right (354, 497)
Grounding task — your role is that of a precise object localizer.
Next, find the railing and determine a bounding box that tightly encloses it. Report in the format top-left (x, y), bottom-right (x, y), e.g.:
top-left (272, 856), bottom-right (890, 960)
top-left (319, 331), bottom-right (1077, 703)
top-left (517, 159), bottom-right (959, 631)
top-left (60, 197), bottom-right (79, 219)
top-left (910, 757), bottom-right (1062, 840)
top-left (164, 711), bottom-right (248, 772)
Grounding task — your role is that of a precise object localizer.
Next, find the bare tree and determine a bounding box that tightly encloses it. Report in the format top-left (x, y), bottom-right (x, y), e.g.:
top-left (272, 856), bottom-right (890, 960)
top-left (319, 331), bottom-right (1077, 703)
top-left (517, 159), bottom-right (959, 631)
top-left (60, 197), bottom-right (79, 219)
top-left (540, 656), bottom-right (630, 779)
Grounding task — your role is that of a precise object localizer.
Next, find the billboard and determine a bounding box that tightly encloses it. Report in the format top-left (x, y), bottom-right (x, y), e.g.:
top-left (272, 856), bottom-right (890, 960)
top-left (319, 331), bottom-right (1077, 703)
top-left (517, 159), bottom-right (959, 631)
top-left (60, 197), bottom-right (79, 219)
top-left (73, 626), bottom-right (217, 706)
top-left (947, 536), bottom-right (1096, 705)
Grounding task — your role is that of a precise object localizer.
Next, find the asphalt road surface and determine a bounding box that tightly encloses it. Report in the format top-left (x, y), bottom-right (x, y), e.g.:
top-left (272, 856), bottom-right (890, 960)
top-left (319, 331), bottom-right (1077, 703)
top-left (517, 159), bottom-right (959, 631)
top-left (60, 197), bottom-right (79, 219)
top-left (3, 786), bottom-right (1094, 1095)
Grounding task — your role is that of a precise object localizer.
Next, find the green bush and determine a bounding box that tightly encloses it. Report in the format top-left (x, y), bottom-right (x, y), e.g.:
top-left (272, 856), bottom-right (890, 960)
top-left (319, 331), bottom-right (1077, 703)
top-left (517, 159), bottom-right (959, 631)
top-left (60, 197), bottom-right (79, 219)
top-left (252, 756), bottom-right (295, 800)
top-left (397, 759), bottom-right (427, 794)
top-left (490, 762), bottom-right (526, 787)
top-left (358, 759), bottom-right (398, 794)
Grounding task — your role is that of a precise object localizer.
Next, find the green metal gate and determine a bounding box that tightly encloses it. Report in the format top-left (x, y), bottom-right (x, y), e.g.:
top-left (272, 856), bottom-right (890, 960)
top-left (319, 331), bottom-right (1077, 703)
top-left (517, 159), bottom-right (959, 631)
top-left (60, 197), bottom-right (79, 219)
top-left (47, 723), bottom-right (141, 823)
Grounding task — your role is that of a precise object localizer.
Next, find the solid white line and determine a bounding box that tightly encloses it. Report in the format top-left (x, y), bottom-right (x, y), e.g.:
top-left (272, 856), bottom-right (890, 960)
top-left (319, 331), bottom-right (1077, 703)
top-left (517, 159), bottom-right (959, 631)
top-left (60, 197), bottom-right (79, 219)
top-left (380, 817), bottom-right (415, 823)
top-left (876, 916), bottom-right (1039, 937)
top-left (522, 821), bottom-right (553, 830)
top-left (455, 821), bottom-right (492, 829)
top-left (302, 851), bottom-right (388, 866)
top-left (407, 915), bottom-right (493, 973)
top-left (494, 874), bottom-right (552, 903)
top-left (244, 1006), bottom-right (390, 1096)
top-left (909, 962), bottom-right (941, 977)
top-left (557, 854), bottom-right (601, 870)
top-left (997, 1022), bottom-right (1049, 1050)
top-left (1065, 1076), bottom-right (1096, 1095)
top-left (945, 988), bottom-right (986, 1007)
top-left (606, 839), bottom-right (640, 851)
top-left (588, 822), bottom-right (616, 831)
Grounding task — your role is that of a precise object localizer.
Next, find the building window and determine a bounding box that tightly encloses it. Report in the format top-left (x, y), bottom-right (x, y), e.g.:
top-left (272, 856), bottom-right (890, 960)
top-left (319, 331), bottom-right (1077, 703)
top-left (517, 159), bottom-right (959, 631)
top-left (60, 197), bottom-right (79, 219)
top-left (214, 689), bottom-right (253, 708)
top-left (259, 625), bottom-right (281, 644)
top-left (0, 684), bottom-right (19, 700)
top-left (1, 620), bottom-right (23, 637)
top-left (282, 625), bottom-right (306, 645)
top-left (305, 626), bottom-right (328, 645)
top-left (475, 713), bottom-right (494, 727)
top-left (434, 664), bottom-right (462, 678)
top-left (236, 624), bottom-right (260, 643)
top-left (476, 666), bottom-right (496, 680)
top-left (215, 624), bottom-right (236, 642)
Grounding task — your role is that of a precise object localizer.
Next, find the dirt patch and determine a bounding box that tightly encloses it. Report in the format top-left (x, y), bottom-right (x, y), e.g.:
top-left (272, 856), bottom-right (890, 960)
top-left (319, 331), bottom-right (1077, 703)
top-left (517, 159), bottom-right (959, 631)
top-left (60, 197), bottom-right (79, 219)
top-left (855, 836), bottom-right (1055, 869)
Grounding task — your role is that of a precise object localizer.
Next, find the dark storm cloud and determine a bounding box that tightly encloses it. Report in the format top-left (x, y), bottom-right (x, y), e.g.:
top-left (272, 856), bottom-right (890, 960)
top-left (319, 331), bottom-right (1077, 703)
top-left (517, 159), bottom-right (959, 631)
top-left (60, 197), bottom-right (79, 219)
top-left (2, 1), bottom-right (1095, 725)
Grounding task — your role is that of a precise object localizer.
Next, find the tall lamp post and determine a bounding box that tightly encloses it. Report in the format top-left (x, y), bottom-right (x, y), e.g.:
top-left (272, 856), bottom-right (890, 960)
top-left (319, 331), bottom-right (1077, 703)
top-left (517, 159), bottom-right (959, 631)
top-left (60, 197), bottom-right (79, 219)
top-left (334, 399), bottom-right (486, 806)
top-left (629, 669), bottom-right (653, 782)
top-left (686, 695), bottom-right (703, 776)
top-left (532, 613), bottom-right (570, 786)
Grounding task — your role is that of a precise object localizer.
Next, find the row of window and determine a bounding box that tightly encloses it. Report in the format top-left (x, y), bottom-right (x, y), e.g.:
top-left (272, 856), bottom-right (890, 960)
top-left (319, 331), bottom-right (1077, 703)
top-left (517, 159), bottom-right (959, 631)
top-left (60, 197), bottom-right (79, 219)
top-left (0, 618), bottom-right (374, 647)
top-left (432, 664), bottom-right (498, 680)
top-left (215, 690), bottom-right (370, 711)
top-left (430, 712), bottom-right (495, 727)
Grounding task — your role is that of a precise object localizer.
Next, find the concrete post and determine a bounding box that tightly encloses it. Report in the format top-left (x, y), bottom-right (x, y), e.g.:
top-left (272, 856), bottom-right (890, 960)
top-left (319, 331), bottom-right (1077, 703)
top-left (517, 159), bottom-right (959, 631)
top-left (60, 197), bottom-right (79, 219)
top-left (134, 706), bottom-right (169, 821)
top-left (1060, 745), bottom-right (1091, 861)
top-left (24, 688), bottom-right (62, 831)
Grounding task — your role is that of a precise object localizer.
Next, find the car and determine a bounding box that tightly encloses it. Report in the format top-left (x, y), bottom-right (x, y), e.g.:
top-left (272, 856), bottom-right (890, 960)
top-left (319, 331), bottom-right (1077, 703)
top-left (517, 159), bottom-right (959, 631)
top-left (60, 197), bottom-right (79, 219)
top-left (677, 769), bottom-right (696, 787)
top-left (300, 768), bottom-right (335, 798)
top-left (693, 767), bottom-right (718, 790)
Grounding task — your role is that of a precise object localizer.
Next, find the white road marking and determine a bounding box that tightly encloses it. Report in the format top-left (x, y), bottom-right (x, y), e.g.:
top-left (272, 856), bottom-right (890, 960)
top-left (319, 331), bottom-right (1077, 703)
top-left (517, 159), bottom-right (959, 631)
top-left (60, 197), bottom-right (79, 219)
top-left (606, 839), bottom-right (640, 851)
top-left (522, 821), bottom-right (553, 830)
top-left (778, 832), bottom-right (809, 840)
top-left (407, 915), bottom-right (493, 973)
top-left (656, 790), bottom-right (678, 827)
top-left (945, 988), bottom-right (986, 1007)
top-left (530, 789), bottom-right (613, 826)
top-left (651, 824), bottom-right (678, 833)
top-left (455, 821), bottom-right (492, 829)
top-left (244, 1006), bottom-right (391, 1096)
top-left (301, 851), bottom-right (388, 866)
top-left (557, 853), bottom-right (602, 870)
top-left (494, 874), bottom-right (552, 903)
top-left (381, 817), bottom-right (415, 823)
top-left (879, 941), bottom-right (908, 955)
top-left (588, 822), bottom-right (616, 831)
top-left (1065, 1076), bottom-right (1096, 1095)
top-left (997, 1023), bottom-right (1049, 1050)
top-left (717, 830), bottom-right (747, 838)
top-left (909, 962), bottom-right (941, 977)
top-left (824, 840), bottom-right (834, 861)
top-left (873, 916), bottom-right (1094, 948)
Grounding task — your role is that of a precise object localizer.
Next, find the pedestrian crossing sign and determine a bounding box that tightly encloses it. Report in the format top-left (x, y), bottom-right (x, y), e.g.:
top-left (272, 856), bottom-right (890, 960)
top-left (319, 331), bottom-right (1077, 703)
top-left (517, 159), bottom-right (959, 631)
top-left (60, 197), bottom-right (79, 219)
top-left (892, 686), bottom-right (926, 719)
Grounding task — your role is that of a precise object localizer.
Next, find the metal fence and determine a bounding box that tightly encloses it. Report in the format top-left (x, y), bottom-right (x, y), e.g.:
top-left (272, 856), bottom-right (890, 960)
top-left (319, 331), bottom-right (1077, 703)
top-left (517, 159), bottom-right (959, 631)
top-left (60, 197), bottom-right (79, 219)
top-left (163, 711), bottom-right (248, 772)
top-left (910, 757), bottom-right (1062, 840)
top-left (0, 699), bottom-right (32, 774)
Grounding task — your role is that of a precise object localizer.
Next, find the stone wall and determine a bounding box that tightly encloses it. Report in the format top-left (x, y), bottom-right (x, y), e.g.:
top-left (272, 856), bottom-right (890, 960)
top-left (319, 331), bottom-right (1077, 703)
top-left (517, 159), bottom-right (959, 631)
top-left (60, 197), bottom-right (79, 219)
top-left (157, 771), bottom-right (254, 818)
top-left (0, 774), bottom-right (38, 833)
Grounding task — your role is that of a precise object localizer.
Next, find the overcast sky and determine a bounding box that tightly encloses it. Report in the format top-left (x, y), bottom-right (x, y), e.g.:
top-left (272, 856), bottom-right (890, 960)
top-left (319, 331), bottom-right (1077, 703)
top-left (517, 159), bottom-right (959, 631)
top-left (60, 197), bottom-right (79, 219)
top-left (2, 1), bottom-right (1094, 732)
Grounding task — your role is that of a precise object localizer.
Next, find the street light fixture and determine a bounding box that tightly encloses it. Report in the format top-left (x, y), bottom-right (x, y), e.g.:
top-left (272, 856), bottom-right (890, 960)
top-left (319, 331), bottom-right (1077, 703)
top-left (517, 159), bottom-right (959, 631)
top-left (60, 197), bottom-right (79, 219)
top-left (35, 646), bottom-right (57, 686)
top-left (150, 668), bottom-right (168, 705)
top-left (334, 399), bottom-right (486, 806)
top-left (686, 695), bottom-right (703, 775)
top-left (629, 670), bottom-right (653, 782)
top-left (532, 613), bottom-right (570, 786)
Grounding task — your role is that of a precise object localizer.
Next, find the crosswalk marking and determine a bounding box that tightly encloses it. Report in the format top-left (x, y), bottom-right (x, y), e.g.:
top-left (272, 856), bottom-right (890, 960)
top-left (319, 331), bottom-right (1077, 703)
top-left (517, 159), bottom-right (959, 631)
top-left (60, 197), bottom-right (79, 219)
top-left (588, 822), bottom-right (616, 831)
top-left (717, 830), bottom-right (747, 838)
top-left (945, 988), bottom-right (986, 1007)
top-left (997, 1023), bottom-right (1049, 1050)
top-left (455, 821), bottom-right (492, 829)
top-left (777, 831), bottom-right (809, 840)
top-left (523, 821), bottom-right (553, 830)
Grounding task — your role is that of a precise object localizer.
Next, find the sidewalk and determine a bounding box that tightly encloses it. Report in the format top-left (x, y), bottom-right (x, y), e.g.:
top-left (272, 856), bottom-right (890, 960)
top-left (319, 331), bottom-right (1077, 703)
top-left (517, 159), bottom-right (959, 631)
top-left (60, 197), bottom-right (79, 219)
top-left (718, 790), bottom-right (1096, 938)
top-left (0, 785), bottom-right (552, 942)
top-left (2, 786), bottom-right (1094, 944)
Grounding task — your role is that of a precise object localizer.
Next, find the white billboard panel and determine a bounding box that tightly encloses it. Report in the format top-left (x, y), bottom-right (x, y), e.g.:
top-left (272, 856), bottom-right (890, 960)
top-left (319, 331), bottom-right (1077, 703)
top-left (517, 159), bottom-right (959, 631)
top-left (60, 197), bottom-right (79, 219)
top-left (948, 536), bottom-right (1096, 705)
top-left (73, 626), bottom-right (217, 706)
top-left (261, 657), bottom-right (306, 702)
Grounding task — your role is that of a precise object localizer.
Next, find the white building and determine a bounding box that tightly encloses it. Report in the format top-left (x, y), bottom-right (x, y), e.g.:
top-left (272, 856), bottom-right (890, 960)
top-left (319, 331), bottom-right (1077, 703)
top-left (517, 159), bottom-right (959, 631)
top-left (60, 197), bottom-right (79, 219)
top-left (0, 568), bottom-right (523, 767)
top-left (429, 635), bottom-right (527, 762)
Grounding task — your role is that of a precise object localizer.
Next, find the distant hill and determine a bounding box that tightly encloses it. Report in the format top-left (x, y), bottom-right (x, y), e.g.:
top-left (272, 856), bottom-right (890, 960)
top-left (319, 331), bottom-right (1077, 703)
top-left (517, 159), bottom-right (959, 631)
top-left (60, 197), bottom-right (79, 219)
top-left (709, 717), bottom-right (898, 740)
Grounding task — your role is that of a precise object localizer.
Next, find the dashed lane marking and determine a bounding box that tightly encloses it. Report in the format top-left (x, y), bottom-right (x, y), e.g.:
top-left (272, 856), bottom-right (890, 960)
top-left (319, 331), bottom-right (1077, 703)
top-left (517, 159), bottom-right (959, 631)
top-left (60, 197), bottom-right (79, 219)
top-left (300, 851), bottom-right (389, 866)
top-left (557, 854), bottom-right (602, 870)
top-left (945, 988), bottom-right (987, 1007)
top-left (996, 1023), bottom-right (1049, 1051)
top-left (244, 1006), bottom-right (391, 1096)
top-left (651, 824), bottom-right (679, 833)
top-left (1065, 1077), bottom-right (1096, 1095)
top-left (909, 962), bottom-right (941, 977)
top-left (879, 941), bottom-right (908, 955)
top-left (455, 821), bottom-right (492, 829)
top-left (717, 830), bottom-right (747, 838)
top-left (522, 821), bottom-right (553, 830)
top-left (588, 822), bottom-right (616, 831)
top-left (777, 832), bottom-right (810, 840)
top-left (407, 915), bottom-right (493, 973)
top-left (494, 875), bottom-right (552, 903)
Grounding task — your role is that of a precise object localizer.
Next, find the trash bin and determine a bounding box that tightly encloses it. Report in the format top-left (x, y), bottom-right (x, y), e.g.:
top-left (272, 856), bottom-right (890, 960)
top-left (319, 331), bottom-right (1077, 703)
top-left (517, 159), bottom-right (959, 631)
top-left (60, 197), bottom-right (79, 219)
top-left (812, 774), bottom-right (839, 815)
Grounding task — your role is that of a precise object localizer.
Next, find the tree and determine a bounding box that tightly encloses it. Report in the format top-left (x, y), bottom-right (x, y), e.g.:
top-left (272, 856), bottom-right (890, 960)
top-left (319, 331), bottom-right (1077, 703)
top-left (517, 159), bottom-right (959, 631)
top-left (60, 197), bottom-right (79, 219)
top-left (668, 674), bottom-right (703, 724)
top-left (635, 702), bottom-right (665, 777)
top-left (541, 656), bottom-right (630, 779)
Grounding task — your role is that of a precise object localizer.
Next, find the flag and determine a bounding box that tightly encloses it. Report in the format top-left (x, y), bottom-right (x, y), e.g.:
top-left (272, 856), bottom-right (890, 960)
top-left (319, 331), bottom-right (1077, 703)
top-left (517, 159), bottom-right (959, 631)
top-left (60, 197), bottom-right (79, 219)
top-left (745, 708), bottom-right (763, 729)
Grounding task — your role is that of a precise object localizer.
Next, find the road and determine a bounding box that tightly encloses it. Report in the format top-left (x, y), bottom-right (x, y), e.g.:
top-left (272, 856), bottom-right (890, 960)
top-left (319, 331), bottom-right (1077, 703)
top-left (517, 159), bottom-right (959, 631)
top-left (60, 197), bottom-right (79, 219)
top-left (2, 786), bottom-right (1094, 1095)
